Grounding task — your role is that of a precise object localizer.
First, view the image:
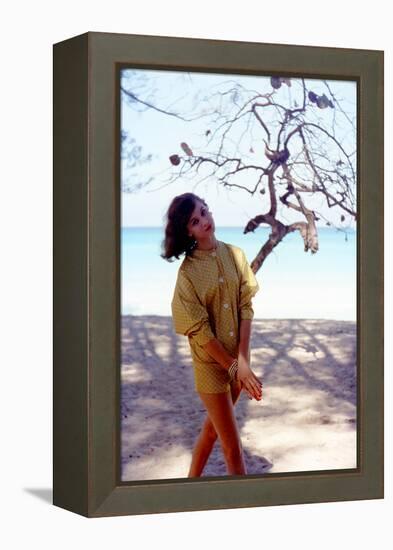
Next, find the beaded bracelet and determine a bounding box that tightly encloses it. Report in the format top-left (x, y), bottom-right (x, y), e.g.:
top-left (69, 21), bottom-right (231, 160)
top-left (228, 359), bottom-right (238, 381)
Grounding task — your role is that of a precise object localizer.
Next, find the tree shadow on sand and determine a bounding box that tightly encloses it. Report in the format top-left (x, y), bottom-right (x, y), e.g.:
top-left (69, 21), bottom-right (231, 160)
top-left (121, 316), bottom-right (357, 481)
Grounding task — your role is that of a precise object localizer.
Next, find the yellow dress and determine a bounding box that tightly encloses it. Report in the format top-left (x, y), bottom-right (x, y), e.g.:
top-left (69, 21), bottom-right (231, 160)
top-left (171, 240), bottom-right (259, 393)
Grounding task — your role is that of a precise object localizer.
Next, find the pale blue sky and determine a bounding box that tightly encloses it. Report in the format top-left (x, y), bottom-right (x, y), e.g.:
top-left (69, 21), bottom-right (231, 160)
top-left (121, 69), bottom-right (357, 229)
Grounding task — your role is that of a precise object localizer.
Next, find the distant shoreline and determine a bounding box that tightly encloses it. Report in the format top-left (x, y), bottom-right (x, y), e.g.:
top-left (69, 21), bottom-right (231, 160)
top-left (121, 227), bottom-right (357, 327)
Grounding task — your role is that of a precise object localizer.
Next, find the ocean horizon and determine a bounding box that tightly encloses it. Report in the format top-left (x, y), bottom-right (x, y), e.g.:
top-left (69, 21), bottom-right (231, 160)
top-left (121, 226), bottom-right (357, 321)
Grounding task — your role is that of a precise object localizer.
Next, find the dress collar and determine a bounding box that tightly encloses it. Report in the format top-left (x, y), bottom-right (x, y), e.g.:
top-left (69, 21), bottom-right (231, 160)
top-left (191, 240), bottom-right (221, 259)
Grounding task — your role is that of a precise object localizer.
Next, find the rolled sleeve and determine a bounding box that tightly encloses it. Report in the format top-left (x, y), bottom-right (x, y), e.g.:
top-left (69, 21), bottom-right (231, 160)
top-left (239, 250), bottom-right (259, 321)
top-left (171, 270), bottom-right (215, 346)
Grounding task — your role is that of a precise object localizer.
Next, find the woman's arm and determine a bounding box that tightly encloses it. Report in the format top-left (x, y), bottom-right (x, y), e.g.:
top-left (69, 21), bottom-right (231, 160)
top-left (202, 324), bottom-right (262, 401)
top-left (201, 320), bottom-right (253, 370)
top-left (202, 338), bottom-right (236, 370)
top-left (238, 318), bottom-right (252, 363)
top-left (237, 319), bottom-right (263, 401)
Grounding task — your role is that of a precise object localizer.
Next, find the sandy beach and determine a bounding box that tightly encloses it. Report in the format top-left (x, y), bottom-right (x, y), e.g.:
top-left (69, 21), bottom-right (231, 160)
top-left (121, 315), bottom-right (357, 481)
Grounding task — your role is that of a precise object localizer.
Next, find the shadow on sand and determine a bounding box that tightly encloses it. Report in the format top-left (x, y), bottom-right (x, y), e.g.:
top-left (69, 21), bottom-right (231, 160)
top-left (121, 316), bottom-right (356, 481)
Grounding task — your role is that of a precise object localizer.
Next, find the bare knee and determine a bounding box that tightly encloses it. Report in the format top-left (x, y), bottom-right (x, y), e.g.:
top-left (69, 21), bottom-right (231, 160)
top-left (198, 391), bottom-right (241, 453)
top-left (221, 439), bottom-right (243, 462)
top-left (204, 418), bottom-right (217, 442)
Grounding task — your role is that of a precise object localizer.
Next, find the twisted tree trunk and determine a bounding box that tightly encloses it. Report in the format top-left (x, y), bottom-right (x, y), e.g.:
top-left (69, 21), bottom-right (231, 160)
top-left (244, 163), bottom-right (319, 274)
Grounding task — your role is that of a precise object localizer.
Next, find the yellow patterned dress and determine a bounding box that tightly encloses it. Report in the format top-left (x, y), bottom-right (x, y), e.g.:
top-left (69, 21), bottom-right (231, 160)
top-left (171, 240), bottom-right (259, 393)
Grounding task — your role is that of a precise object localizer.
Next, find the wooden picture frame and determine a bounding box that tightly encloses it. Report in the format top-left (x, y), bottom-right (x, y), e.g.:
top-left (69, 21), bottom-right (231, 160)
top-left (53, 31), bottom-right (384, 517)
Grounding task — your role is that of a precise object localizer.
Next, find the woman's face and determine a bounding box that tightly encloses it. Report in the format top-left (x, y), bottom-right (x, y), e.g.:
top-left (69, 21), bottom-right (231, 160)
top-left (186, 200), bottom-right (215, 242)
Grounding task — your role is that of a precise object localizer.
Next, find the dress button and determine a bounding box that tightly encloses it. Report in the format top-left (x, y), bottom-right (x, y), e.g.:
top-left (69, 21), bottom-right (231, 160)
top-left (229, 331), bottom-right (234, 337)
top-left (219, 277), bottom-right (224, 283)
top-left (223, 303), bottom-right (229, 309)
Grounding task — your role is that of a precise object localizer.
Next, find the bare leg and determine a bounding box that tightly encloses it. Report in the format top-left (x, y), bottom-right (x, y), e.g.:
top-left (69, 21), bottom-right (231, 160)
top-left (187, 416), bottom-right (217, 478)
top-left (199, 388), bottom-right (246, 475)
top-left (188, 380), bottom-right (244, 477)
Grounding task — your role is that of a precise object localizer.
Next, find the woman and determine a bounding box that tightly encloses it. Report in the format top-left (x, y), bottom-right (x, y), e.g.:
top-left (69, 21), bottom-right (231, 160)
top-left (161, 192), bottom-right (263, 477)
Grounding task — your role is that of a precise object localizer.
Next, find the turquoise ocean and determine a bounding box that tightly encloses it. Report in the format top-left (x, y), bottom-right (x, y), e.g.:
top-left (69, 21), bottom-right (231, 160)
top-left (121, 227), bottom-right (357, 321)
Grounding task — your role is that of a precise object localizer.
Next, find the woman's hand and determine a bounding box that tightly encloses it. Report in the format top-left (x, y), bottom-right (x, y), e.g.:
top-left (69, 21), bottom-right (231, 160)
top-left (237, 356), bottom-right (263, 401)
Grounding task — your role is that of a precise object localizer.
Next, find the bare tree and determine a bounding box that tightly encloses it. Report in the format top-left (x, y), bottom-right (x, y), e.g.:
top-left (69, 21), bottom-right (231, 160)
top-left (121, 71), bottom-right (356, 274)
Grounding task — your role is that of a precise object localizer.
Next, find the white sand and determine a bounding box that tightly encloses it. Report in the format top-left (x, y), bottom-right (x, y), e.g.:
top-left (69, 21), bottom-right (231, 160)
top-left (121, 316), bottom-right (357, 481)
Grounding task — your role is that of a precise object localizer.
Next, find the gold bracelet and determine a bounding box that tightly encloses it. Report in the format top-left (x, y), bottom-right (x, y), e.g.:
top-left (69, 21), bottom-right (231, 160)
top-left (228, 359), bottom-right (238, 381)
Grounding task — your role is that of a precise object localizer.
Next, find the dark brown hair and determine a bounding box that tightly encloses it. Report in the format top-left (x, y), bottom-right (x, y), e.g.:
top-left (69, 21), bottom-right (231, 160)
top-left (161, 193), bottom-right (208, 261)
